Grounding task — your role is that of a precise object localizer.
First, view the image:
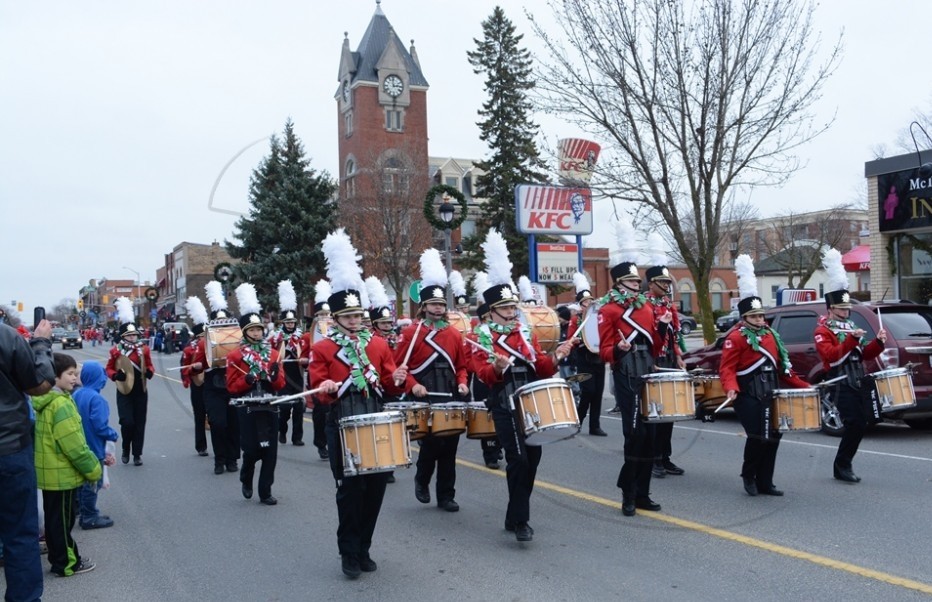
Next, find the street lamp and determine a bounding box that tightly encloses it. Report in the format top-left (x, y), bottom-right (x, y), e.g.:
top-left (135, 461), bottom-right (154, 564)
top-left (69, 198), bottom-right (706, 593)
top-left (122, 266), bottom-right (141, 318)
top-left (438, 196), bottom-right (456, 307)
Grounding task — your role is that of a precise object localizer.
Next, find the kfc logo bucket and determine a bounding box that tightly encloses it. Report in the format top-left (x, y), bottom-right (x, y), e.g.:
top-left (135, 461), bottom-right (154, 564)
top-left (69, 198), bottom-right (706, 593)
top-left (558, 138), bottom-right (601, 183)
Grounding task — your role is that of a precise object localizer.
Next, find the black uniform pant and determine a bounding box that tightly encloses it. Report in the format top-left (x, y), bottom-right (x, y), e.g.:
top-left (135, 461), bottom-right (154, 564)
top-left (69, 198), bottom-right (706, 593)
top-left (733, 393), bottom-right (782, 488)
top-left (833, 384), bottom-right (867, 470)
top-left (612, 369), bottom-right (655, 499)
top-left (278, 401), bottom-right (305, 443)
top-left (480, 436), bottom-right (502, 463)
top-left (239, 407), bottom-right (278, 500)
top-left (204, 379), bottom-right (240, 467)
top-left (326, 421), bottom-right (389, 560)
top-left (311, 405), bottom-right (328, 450)
top-left (577, 358), bottom-right (606, 431)
top-left (42, 488), bottom-right (82, 576)
top-left (190, 384), bottom-right (207, 453)
top-left (492, 403), bottom-right (541, 525)
top-left (415, 433), bottom-right (460, 503)
top-left (116, 393), bottom-right (148, 458)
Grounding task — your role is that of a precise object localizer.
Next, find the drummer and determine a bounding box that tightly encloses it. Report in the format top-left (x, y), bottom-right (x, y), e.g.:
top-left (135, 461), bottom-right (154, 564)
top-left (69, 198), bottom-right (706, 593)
top-left (567, 272), bottom-right (607, 436)
top-left (304, 279), bottom-right (333, 461)
top-left (308, 229), bottom-right (411, 579)
top-left (181, 296), bottom-right (210, 457)
top-left (470, 230), bottom-right (575, 542)
top-left (644, 241), bottom-right (687, 478)
top-left (105, 297), bottom-right (154, 466)
top-left (226, 283), bottom-right (286, 505)
top-left (815, 249), bottom-right (886, 483)
top-left (720, 255), bottom-right (809, 497)
top-left (267, 280), bottom-right (308, 447)
top-left (396, 249), bottom-right (469, 513)
top-left (191, 281), bottom-right (241, 475)
top-left (365, 276), bottom-right (400, 351)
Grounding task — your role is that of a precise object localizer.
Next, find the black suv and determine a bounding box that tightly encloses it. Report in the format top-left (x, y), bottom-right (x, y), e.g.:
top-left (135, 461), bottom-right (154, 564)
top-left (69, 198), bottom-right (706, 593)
top-left (684, 300), bottom-right (932, 435)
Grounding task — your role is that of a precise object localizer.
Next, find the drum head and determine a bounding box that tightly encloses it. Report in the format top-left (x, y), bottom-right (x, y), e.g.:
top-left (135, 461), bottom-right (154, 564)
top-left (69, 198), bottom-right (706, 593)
top-left (580, 303), bottom-right (600, 354)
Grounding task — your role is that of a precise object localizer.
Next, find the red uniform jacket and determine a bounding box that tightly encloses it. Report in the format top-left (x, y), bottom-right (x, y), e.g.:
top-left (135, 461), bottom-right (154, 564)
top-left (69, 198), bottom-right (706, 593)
top-left (469, 325), bottom-right (557, 386)
top-left (308, 335), bottom-right (406, 405)
top-left (597, 299), bottom-right (662, 365)
top-left (267, 329), bottom-right (310, 362)
top-left (394, 322), bottom-right (468, 391)
top-left (191, 337), bottom-right (210, 375)
top-left (180, 340), bottom-right (199, 388)
top-left (719, 326), bottom-right (809, 393)
top-left (647, 293), bottom-right (682, 360)
top-left (814, 322), bottom-right (884, 372)
top-left (106, 343), bottom-right (154, 380)
top-left (224, 345), bottom-right (286, 397)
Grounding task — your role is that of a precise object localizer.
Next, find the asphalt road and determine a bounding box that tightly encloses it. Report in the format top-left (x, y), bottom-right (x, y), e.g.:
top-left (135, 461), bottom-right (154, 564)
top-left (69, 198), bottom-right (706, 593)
top-left (14, 343), bottom-right (932, 601)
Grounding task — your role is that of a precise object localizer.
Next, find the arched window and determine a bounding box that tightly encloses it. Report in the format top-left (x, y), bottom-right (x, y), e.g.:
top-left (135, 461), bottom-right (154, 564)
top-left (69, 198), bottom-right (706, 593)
top-left (344, 157), bottom-right (356, 199)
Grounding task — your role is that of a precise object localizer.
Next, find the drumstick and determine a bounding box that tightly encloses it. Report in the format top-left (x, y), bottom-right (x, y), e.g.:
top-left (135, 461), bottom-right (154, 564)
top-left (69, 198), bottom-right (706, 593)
top-left (167, 363), bottom-right (197, 371)
top-left (396, 320), bottom-right (423, 385)
top-left (463, 337), bottom-right (515, 370)
top-left (654, 366), bottom-right (688, 372)
top-left (571, 312), bottom-right (592, 339)
top-left (876, 306), bottom-right (884, 333)
top-left (713, 398), bottom-right (732, 414)
top-left (815, 374), bottom-right (846, 387)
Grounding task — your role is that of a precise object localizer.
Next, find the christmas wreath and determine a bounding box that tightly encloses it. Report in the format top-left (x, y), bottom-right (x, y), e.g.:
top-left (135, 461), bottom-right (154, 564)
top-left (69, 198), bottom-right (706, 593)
top-left (423, 184), bottom-right (468, 231)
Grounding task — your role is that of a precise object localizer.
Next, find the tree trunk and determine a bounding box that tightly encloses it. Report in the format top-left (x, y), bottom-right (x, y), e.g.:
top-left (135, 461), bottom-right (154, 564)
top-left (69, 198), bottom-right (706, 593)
top-left (693, 271), bottom-right (717, 344)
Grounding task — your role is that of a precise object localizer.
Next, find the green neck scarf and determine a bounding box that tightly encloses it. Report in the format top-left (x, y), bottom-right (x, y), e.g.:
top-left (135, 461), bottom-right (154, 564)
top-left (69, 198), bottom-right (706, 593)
top-left (738, 324), bottom-right (792, 374)
top-left (329, 329), bottom-right (378, 393)
top-left (601, 288), bottom-right (646, 309)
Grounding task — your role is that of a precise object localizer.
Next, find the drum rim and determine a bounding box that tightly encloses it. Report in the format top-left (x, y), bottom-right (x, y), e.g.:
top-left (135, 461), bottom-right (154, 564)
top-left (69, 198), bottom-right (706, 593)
top-left (431, 402), bottom-right (467, 409)
top-left (339, 410), bottom-right (405, 425)
top-left (384, 401), bottom-right (430, 409)
top-left (870, 367), bottom-right (909, 377)
top-left (642, 372), bottom-right (692, 382)
top-left (773, 388), bottom-right (819, 396)
top-left (466, 401), bottom-right (489, 409)
top-left (515, 377), bottom-right (570, 394)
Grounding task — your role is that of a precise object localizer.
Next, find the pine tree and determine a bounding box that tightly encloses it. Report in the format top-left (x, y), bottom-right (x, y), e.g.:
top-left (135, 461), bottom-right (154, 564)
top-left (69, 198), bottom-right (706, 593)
top-left (462, 6), bottom-right (549, 277)
top-left (226, 119), bottom-right (337, 316)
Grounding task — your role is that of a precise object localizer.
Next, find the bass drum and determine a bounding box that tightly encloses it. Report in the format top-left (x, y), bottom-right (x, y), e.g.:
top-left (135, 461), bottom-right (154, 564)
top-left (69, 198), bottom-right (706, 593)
top-left (580, 302), bottom-right (601, 355)
top-left (517, 304), bottom-right (560, 354)
top-left (446, 311), bottom-right (472, 336)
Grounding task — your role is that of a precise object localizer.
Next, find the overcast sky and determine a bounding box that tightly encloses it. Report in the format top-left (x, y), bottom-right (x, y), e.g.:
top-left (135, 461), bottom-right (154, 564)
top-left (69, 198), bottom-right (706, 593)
top-left (2, 0), bottom-right (930, 321)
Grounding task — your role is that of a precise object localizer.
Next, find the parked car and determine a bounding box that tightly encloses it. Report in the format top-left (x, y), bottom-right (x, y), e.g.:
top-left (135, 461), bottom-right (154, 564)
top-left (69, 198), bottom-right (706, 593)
top-left (716, 310), bottom-right (740, 332)
top-left (50, 327), bottom-right (67, 343)
top-left (678, 315), bottom-right (697, 336)
top-left (684, 300), bottom-right (932, 435)
top-left (61, 330), bottom-right (83, 350)
top-left (161, 322), bottom-right (191, 352)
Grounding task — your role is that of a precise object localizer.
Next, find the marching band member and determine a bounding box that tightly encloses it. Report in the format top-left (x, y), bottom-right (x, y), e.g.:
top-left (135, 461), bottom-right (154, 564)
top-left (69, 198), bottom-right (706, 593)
top-left (105, 297), bottom-right (154, 466)
top-left (720, 255), bottom-right (809, 497)
top-left (598, 220), bottom-right (665, 516)
top-left (304, 279), bottom-right (332, 460)
top-left (470, 230), bottom-right (575, 542)
top-left (449, 270), bottom-right (470, 317)
top-left (181, 296), bottom-right (209, 457)
top-left (191, 281), bottom-right (240, 475)
top-left (467, 271), bottom-right (504, 469)
top-left (815, 249), bottom-right (886, 483)
top-left (268, 280), bottom-right (308, 447)
top-left (308, 229), bottom-right (411, 579)
top-left (644, 234), bottom-right (686, 478)
top-left (397, 249), bottom-right (469, 513)
top-left (226, 283), bottom-right (286, 505)
top-left (365, 276), bottom-right (400, 351)
top-left (567, 272), bottom-right (607, 436)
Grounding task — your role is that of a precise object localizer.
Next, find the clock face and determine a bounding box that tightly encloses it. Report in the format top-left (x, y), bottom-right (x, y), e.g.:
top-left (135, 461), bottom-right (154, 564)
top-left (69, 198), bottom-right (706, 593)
top-left (383, 74), bottom-right (403, 98)
top-left (342, 81), bottom-right (350, 103)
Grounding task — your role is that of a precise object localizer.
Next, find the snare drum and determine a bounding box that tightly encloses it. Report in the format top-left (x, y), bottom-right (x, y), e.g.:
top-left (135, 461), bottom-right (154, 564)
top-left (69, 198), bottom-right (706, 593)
top-left (695, 376), bottom-right (727, 412)
top-left (205, 321), bottom-right (242, 369)
top-left (338, 411), bottom-right (411, 476)
top-left (383, 401), bottom-right (430, 441)
top-left (466, 402), bottom-right (496, 439)
top-left (771, 389), bottom-right (821, 432)
top-left (518, 305), bottom-right (560, 353)
top-left (229, 395), bottom-right (278, 408)
top-left (871, 368), bottom-right (917, 413)
top-left (429, 402), bottom-right (467, 437)
top-left (514, 378), bottom-right (580, 445)
top-left (640, 373), bottom-right (696, 421)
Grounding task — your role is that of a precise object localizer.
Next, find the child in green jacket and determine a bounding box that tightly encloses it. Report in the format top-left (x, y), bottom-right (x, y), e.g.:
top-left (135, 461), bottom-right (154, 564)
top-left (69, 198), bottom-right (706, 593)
top-left (32, 353), bottom-right (102, 577)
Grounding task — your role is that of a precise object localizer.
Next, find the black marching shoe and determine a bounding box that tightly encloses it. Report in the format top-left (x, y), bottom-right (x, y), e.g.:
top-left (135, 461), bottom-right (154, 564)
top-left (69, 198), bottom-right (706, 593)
top-left (121, 453), bottom-right (129, 465)
top-left (589, 428), bottom-right (608, 436)
top-left (758, 485), bottom-right (784, 496)
top-left (279, 433), bottom-right (287, 444)
top-left (358, 556), bottom-right (377, 572)
top-left (341, 555), bottom-right (361, 580)
top-left (834, 464), bottom-right (861, 483)
top-left (197, 450), bottom-right (209, 457)
top-left (260, 496), bottom-right (277, 506)
top-left (505, 521), bottom-right (534, 534)
top-left (621, 497), bottom-right (636, 517)
top-left (386, 473), bottom-right (396, 483)
top-left (651, 463), bottom-right (666, 479)
top-left (317, 447), bottom-right (329, 460)
top-left (415, 482), bottom-right (430, 504)
top-left (214, 464), bottom-right (225, 475)
top-left (226, 461), bottom-right (238, 473)
top-left (242, 483), bottom-right (253, 499)
top-left (662, 460), bottom-right (685, 475)
top-left (742, 476), bottom-right (758, 496)
top-left (133, 456), bottom-right (143, 466)
top-left (438, 499), bottom-right (460, 512)
top-left (485, 459), bottom-right (501, 469)
top-left (635, 497), bottom-right (661, 511)
top-left (514, 523), bottom-right (533, 542)
top-left (292, 440), bottom-right (305, 446)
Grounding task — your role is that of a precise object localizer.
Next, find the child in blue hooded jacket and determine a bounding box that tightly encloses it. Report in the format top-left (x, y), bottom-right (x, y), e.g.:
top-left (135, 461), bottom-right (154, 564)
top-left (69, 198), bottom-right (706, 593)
top-left (73, 361), bottom-right (119, 529)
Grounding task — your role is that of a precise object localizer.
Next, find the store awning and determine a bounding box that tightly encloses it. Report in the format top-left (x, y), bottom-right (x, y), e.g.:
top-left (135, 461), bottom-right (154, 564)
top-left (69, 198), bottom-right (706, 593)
top-left (842, 245), bottom-right (870, 272)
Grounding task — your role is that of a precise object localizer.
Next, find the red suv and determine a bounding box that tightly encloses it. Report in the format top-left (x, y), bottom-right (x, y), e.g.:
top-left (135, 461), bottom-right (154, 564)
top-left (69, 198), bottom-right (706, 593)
top-left (684, 300), bottom-right (932, 435)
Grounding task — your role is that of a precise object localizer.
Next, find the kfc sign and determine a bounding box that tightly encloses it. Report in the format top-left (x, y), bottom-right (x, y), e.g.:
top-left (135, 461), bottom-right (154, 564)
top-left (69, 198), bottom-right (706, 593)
top-left (558, 138), bottom-right (601, 183)
top-left (515, 185), bottom-right (593, 235)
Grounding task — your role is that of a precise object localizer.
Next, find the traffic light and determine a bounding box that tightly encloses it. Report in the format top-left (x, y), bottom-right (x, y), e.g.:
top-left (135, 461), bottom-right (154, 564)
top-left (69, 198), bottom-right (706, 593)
top-left (77, 299), bottom-right (84, 311)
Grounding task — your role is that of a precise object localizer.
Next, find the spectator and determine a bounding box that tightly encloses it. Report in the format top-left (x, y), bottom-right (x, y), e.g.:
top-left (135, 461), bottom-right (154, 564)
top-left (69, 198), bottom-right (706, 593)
top-left (73, 361), bottom-right (118, 529)
top-left (0, 319), bottom-right (54, 601)
top-left (32, 353), bottom-right (102, 577)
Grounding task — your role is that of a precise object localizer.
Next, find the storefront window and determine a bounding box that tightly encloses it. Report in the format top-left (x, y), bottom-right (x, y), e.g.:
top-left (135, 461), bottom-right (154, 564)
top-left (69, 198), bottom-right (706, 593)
top-left (899, 232), bottom-right (932, 304)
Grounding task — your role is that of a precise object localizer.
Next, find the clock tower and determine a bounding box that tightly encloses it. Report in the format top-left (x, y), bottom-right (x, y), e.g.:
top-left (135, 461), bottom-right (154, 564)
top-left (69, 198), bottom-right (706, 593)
top-left (336, 3), bottom-right (432, 283)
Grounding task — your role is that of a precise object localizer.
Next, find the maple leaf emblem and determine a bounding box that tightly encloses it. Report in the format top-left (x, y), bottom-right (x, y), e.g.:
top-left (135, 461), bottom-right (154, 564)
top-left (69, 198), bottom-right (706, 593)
top-left (344, 293), bottom-right (359, 308)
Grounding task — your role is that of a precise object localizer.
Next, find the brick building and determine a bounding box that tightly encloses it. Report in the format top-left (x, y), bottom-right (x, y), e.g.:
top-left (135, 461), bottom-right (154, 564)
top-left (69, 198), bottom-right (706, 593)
top-left (157, 241), bottom-right (238, 321)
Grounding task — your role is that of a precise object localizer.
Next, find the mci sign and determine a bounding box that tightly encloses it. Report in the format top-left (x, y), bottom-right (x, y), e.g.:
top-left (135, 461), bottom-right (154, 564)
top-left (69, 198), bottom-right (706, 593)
top-left (514, 185), bottom-right (593, 235)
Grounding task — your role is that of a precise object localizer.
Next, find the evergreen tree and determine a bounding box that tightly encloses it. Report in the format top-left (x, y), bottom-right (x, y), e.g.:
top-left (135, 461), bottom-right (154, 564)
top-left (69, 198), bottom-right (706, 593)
top-left (226, 119), bottom-right (337, 316)
top-left (462, 6), bottom-right (549, 277)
